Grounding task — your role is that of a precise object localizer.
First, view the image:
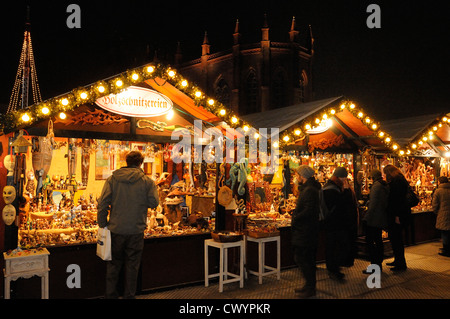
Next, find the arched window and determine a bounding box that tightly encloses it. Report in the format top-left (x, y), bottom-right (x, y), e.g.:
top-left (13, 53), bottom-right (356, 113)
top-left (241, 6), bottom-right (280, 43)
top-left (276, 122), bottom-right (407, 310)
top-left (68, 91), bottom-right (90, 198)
top-left (214, 78), bottom-right (231, 107)
top-left (272, 68), bottom-right (287, 109)
top-left (244, 70), bottom-right (258, 114)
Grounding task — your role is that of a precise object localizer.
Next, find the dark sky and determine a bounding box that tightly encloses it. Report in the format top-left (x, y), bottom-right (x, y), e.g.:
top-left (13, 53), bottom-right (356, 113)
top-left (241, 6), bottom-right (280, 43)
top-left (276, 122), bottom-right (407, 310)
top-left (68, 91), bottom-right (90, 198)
top-left (1, 1), bottom-right (449, 121)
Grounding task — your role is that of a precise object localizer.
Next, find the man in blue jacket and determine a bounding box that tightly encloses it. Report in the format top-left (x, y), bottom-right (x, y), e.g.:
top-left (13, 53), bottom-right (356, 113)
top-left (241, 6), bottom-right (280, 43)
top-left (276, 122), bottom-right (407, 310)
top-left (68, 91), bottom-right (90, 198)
top-left (98, 151), bottom-right (159, 299)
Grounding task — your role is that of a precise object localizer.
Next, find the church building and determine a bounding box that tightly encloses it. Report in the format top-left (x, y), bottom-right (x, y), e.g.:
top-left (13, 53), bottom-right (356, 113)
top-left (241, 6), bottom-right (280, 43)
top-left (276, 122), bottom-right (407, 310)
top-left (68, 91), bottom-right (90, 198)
top-left (175, 15), bottom-right (315, 116)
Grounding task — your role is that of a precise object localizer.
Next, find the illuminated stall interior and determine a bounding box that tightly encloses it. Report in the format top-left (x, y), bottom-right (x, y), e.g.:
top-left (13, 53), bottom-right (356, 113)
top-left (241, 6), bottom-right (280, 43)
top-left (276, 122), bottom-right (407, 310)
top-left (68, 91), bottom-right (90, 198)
top-left (380, 112), bottom-right (450, 212)
top-left (239, 95), bottom-right (403, 233)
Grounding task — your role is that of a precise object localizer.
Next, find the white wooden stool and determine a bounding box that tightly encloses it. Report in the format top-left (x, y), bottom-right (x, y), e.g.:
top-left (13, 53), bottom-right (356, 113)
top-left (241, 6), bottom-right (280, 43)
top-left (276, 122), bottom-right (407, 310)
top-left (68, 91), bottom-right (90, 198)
top-left (204, 239), bottom-right (244, 292)
top-left (3, 248), bottom-right (50, 299)
top-left (246, 235), bottom-right (280, 284)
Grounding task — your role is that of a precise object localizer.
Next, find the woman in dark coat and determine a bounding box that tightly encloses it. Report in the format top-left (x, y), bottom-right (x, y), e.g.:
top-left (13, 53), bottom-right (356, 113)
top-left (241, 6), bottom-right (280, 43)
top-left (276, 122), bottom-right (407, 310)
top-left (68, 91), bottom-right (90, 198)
top-left (363, 169), bottom-right (389, 272)
top-left (291, 165), bottom-right (321, 298)
top-left (432, 176), bottom-right (450, 257)
top-left (383, 164), bottom-right (410, 271)
top-left (322, 167), bottom-right (358, 280)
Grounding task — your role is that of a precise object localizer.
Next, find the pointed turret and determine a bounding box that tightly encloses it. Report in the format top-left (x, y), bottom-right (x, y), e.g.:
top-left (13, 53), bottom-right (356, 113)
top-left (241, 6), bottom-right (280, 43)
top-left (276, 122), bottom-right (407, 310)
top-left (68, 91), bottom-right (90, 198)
top-left (202, 31), bottom-right (210, 56)
top-left (233, 19), bottom-right (241, 45)
top-left (307, 24), bottom-right (315, 54)
top-left (261, 13), bottom-right (269, 42)
top-left (289, 16), bottom-right (299, 42)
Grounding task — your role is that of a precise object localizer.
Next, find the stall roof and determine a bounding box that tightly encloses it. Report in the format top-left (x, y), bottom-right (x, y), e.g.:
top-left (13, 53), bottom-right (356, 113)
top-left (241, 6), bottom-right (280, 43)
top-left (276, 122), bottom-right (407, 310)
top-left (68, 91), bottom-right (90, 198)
top-left (241, 96), bottom-right (342, 132)
top-left (241, 96), bottom-right (397, 153)
top-left (0, 63), bottom-right (249, 143)
top-left (381, 113), bottom-right (442, 147)
top-left (380, 112), bottom-right (450, 156)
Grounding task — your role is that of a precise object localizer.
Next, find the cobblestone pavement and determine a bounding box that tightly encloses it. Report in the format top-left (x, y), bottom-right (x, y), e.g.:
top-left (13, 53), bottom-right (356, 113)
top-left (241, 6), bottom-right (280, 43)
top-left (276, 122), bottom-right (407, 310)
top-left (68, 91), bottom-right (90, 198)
top-left (137, 240), bottom-right (450, 300)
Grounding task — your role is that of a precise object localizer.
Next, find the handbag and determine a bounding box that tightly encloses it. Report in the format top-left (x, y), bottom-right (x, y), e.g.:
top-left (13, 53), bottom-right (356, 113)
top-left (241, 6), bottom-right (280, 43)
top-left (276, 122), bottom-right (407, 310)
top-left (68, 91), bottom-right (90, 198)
top-left (96, 227), bottom-right (112, 261)
top-left (406, 186), bottom-right (420, 208)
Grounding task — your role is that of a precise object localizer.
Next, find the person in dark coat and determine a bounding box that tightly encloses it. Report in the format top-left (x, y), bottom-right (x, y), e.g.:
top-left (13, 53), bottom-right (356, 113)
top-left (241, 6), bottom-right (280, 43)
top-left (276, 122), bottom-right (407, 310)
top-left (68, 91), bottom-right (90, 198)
top-left (432, 176), bottom-right (450, 257)
top-left (291, 165), bottom-right (321, 298)
top-left (363, 169), bottom-right (389, 273)
top-left (322, 166), bottom-right (357, 280)
top-left (383, 164), bottom-right (410, 271)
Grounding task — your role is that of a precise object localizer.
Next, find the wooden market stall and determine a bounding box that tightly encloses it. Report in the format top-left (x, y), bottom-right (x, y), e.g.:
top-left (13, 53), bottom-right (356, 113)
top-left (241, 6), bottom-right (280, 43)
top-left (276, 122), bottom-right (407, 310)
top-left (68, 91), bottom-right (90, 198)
top-left (241, 96), bottom-right (400, 264)
top-left (0, 63), bottom-right (251, 298)
top-left (379, 113), bottom-right (450, 245)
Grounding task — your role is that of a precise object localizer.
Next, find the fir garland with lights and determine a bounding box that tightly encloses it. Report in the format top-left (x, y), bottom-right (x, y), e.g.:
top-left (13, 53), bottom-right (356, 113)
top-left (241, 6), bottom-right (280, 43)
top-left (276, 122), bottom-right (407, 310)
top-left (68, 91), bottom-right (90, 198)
top-left (1, 62), bottom-right (430, 157)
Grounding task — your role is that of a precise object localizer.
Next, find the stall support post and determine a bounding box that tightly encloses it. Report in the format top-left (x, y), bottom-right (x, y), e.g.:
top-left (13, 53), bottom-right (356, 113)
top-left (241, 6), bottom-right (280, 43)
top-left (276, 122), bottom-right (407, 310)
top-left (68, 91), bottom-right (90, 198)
top-left (215, 163), bottom-right (226, 230)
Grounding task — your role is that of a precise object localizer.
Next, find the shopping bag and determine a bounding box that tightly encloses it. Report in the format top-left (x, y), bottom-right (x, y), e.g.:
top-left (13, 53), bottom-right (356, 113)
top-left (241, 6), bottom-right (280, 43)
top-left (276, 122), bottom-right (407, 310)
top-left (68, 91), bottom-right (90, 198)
top-left (96, 227), bottom-right (112, 261)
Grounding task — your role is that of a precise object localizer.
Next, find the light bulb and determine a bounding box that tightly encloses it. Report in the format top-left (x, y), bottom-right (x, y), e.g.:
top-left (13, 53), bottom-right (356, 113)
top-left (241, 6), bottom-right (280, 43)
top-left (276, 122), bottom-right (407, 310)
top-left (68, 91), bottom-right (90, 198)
top-left (22, 113), bottom-right (30, 122)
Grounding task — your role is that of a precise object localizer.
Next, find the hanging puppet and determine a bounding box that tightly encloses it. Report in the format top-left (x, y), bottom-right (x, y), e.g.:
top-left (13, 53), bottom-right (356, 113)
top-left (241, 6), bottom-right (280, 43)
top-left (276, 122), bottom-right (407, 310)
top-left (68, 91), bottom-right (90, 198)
top-left (32, 120), bottom-right (55, 197)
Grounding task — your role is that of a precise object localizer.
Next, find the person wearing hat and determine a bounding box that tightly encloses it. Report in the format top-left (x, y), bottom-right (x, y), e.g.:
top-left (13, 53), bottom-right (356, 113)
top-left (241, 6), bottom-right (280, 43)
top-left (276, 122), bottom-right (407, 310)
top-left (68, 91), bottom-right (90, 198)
top-left (322, 166), bottom-right (358, 280)
top-left (362, 169), bottom-right (389, 273)
top-left (291, 165), bottom-right (321, 298)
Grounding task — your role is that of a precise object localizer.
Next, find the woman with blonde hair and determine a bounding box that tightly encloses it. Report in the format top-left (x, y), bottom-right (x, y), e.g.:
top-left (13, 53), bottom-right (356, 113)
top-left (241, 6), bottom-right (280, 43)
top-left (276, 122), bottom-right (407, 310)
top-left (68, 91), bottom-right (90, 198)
top-left (383, 164), bottom-right (410, 271)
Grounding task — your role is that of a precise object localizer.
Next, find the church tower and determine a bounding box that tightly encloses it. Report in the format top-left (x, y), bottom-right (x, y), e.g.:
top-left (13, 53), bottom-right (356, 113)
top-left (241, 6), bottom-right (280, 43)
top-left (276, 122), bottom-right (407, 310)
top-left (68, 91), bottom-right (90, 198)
top-left (176, 14), bottom-right (314, 115)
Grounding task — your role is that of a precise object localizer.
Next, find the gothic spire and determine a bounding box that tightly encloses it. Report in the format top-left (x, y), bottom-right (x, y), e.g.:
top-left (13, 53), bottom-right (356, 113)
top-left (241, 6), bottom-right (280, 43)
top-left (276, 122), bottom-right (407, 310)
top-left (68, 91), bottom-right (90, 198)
top-left (289, 16), bottom-right (299, 42)
top-left (261, 13), bottom-right (269, 42)
top-left (202, 31), bottom-right (210, 56)
top-left (233, 19), bottom-right (241, 45)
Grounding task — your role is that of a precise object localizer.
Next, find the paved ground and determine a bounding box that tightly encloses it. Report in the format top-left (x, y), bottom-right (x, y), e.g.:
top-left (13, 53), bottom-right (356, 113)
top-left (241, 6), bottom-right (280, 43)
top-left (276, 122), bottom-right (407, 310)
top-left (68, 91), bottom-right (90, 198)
top-left (137, 240), bottom-right (450, 300)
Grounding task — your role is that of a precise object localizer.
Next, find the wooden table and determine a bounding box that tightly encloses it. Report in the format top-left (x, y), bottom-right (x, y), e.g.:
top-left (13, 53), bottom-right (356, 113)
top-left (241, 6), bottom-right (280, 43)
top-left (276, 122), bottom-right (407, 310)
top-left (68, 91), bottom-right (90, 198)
top-left (3, 248), bottom-right (50, 299)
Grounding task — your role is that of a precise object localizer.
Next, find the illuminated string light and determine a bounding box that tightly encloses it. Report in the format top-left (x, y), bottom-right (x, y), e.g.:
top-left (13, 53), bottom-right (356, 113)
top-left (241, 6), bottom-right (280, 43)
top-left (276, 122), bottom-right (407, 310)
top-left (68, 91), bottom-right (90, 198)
top-left (61, 98), bottom-right (69, 106)
top-left (7, 29), bottom-right (42, 113)
top-left (21, 113), bottom-right (30, 122)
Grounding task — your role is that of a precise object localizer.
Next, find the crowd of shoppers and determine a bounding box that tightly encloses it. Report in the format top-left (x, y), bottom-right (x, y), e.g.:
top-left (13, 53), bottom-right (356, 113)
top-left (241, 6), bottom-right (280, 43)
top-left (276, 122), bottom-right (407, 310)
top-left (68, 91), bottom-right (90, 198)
top-left (291, 163), bottom-right (450, 299)
top-left (98, 152), bottom-right (449, 299)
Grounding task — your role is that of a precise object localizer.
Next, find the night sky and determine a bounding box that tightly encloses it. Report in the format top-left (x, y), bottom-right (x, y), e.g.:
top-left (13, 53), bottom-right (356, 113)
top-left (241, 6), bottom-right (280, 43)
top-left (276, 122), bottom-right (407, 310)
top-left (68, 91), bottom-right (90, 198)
top-left (0, 1), bottom-right (449, 121)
